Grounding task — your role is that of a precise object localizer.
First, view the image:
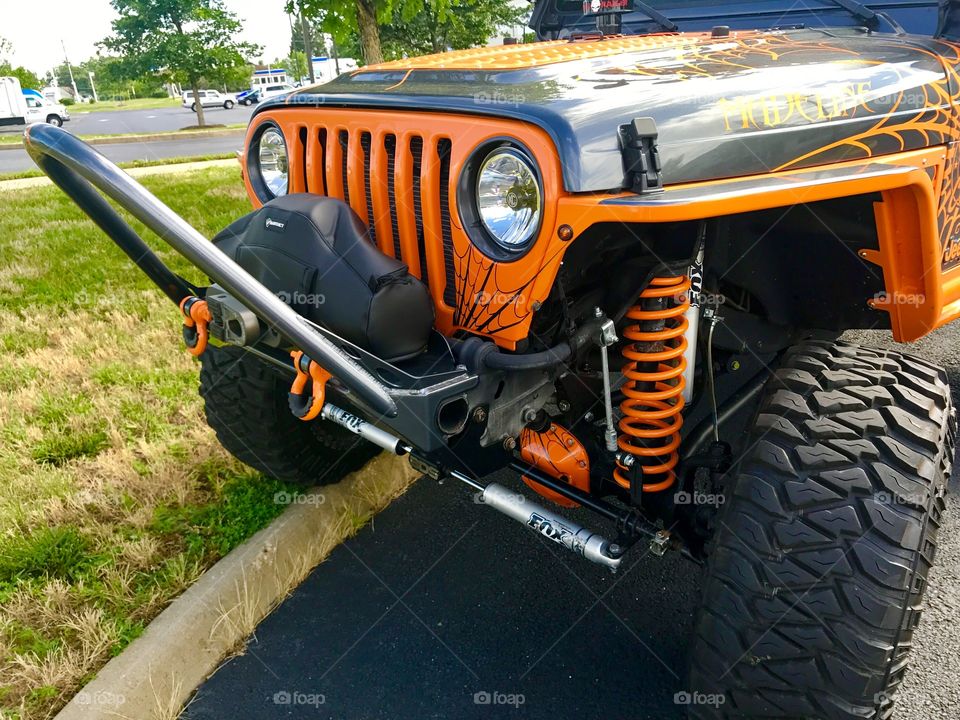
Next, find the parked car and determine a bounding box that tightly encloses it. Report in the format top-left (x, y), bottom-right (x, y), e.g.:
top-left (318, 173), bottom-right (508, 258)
top-left (1, 77), bottom-right (69, 127)
top-left (181, 90), bottom-right (235, 112)
top-left (258, 83), bottom-right (295, 101)
top-left (236, 89), bottom-right (260, 106)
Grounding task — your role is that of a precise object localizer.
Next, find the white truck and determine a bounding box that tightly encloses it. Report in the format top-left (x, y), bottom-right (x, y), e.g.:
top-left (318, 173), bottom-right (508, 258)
top-left (1, 77), bottom-right (70, 129)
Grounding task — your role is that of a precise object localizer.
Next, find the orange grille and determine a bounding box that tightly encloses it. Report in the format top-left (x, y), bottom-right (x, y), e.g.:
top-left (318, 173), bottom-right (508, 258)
top-left (294, 123), bottom-right (455, 305)
top-left (245, 109), bottom-right (568, 349)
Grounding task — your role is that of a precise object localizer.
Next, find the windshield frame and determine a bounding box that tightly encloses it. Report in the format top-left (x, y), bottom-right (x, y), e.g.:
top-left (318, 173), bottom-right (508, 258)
top-left (530, 0), bottom-right (940, 40)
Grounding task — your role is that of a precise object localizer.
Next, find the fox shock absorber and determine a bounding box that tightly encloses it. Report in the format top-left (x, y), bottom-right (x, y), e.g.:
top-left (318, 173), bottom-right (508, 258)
top-left (682, 233), bottom-right (706, 404)
top-left (479, 483), bottom-right (624, 570)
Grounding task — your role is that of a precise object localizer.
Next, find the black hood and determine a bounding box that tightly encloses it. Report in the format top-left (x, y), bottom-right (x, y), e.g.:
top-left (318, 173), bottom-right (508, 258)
top-left (259, 28), bottom-right (959, 192)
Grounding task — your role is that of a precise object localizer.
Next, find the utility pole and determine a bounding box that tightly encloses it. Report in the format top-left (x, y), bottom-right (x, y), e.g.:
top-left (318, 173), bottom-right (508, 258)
top-left (60, 39), bottom-right (80, 99)
top-left (88, 71), bottom-right (99, 103)
top-left (299, 6), bottom-right (316, 84)
top-left (331, 34), bottom-right (340, 75)
top-left (286, 11), bottom-right (299, 81)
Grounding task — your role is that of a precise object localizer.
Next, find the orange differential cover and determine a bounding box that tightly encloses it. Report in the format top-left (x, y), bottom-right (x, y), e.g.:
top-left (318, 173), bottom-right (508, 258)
top-left (519, 423), bottom-right (591, 509)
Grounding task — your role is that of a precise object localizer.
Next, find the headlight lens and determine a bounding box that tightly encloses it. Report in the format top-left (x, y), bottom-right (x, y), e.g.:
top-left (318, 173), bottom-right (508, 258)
top-left (476, 149), bottom-right (541, 251)
top-left (257, 128), bottom-right (288, 197)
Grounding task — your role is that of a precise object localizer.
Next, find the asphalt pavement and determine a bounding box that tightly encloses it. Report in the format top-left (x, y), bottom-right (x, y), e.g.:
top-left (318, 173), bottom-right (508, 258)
top-left (0, 104), bottom-right (255, 174)
top-left (0, 104), bottom-right (256, 137)
top-left (182, 325), bottom-right (960, 720)
top-left (0, 133), bottom-right (245, 174)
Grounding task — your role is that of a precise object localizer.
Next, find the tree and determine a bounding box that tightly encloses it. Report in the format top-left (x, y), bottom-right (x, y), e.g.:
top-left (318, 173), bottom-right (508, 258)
top-left (295, 0), bottom-right (517, 66)
top-left (379, 0), bottom-right (527, 57)
top-left (290, 16), bottom-right (326, 57)
top-left (1, 63), bottom-right (42, 91)
top-left (285, 50), bottom-right (309, 84)
top-left (317, 0), bottom-right (525, 63)
top-left (0, 37), bottom-right (43, 91)
top-left (293, 0), bottom-right (399, 65)
top-left (102, 0), bottom-right (259, 127)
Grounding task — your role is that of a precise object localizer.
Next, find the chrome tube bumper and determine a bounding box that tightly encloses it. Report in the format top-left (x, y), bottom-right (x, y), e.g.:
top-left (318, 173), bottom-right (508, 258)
top-left (24, 124), bottom-right (398, 417)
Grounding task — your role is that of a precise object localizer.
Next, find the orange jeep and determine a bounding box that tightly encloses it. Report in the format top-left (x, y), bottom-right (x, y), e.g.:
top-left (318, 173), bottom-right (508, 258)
top-left (26, 1), bottom-right (960, 717)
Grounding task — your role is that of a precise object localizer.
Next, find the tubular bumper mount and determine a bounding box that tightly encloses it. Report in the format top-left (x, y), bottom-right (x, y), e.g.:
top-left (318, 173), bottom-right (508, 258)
top-left (24, 123), bottom-right (397, 417)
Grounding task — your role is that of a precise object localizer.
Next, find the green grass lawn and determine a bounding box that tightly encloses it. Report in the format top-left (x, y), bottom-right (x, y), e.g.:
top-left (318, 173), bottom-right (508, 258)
top-left (0, 154), bottom-right (236, 182)
top-left (0, 124), bottom-right (246, 148)
top-left (0, 168), bottom-right (298, 720)
top-left (69, 97), bottom-right (181, 113)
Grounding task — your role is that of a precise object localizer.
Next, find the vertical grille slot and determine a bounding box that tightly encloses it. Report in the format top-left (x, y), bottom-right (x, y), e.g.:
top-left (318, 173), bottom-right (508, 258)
top-left (437, 139), bottom-right (456, 307)
top-left (298, 127), bottom-right (308, 193)
top-left (360, 132), bottom-right (376, 245)
top-left (339, 130), bottom-right (350, 207)
top-left (305, 123), bottom-right (460, 315)
top-left (317, 128), bottom-right (328, 195)
top-left (385, 134), bottom-right (401, 260)
top-left (410, 136), bottom-right (428, 286)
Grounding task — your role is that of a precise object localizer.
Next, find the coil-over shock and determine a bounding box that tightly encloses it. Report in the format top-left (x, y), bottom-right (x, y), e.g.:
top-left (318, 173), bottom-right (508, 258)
top-left (614, 275), bottom-right (691, 495)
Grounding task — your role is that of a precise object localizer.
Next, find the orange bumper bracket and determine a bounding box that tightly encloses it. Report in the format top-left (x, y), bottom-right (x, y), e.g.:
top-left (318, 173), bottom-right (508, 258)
top-left (180, 296), bottom-right (212, 357)
top-left (289, 350), bottom-right (331, 422)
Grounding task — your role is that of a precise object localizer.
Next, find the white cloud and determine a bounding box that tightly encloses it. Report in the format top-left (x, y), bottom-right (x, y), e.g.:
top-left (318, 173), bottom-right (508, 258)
top-left (3, 0), bottom-right (293, 77)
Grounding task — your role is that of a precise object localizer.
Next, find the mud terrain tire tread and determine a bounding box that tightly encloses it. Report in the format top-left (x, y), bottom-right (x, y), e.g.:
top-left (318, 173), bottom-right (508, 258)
top-left (199, 345), bottom-right (379, 485)
top-left (688, 340), bottom-right (956, 720)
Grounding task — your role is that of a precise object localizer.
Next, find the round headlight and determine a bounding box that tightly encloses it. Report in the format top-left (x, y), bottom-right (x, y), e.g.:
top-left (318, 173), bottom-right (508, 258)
top-left (476, 149), bottom-right (541, 251)
top-left (257, 128), bottom-right (288, 197)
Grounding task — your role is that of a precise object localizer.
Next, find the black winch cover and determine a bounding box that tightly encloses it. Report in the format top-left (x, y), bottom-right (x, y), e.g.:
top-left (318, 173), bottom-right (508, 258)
top-left (212, 194), bottom-right (434, 362)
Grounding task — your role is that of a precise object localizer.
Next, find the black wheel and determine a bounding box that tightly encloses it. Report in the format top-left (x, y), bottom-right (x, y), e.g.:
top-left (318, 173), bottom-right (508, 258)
top-left (191, 102), bottom-right (198, 112)
top-left (198, 345), bottom-right (380, 485)
top-left (240, 99), bottom-right (248, 106)
top-left (688, 341), bottom-right (955, 719)
top-left (46, 115), bottom-right (63, 127)
top-left (224, 100), bottom-right (234, 109)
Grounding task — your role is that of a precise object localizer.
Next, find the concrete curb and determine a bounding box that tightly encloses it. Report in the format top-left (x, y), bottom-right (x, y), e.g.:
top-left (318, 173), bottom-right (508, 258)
top-left (0, 158), bottom-right (238, 191)
top-left (53, 453), bottom-right (419, 720)
top-left (0, 128), bottom-right (243, 151)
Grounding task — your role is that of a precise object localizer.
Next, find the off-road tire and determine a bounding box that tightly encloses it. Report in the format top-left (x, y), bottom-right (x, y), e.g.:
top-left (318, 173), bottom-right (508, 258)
top-left (198, 345), bottom-right (380, 485)
top-left (688, 341), bottom-right (956, 719)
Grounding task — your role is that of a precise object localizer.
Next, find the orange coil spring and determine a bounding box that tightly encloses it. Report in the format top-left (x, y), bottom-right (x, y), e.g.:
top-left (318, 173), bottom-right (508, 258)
top-left (614, 275), bottom-right (691, 494)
